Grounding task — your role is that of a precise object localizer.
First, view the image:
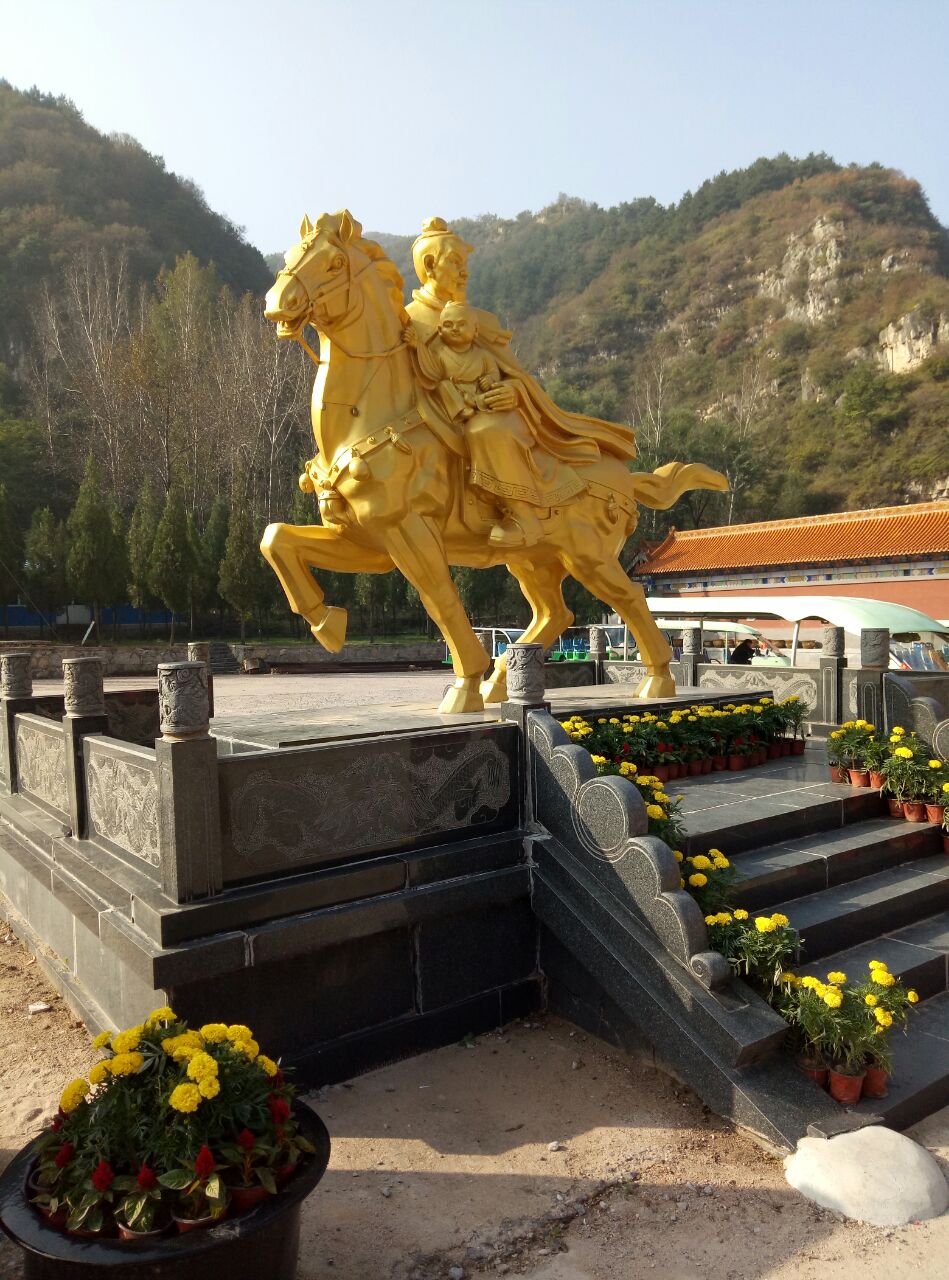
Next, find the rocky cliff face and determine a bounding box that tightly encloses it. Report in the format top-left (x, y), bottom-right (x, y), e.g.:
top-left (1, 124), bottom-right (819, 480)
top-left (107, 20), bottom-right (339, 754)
top-left (759, 216), bottom-right (846, 324)
top-left (878, 308), bottom-right (949, 373)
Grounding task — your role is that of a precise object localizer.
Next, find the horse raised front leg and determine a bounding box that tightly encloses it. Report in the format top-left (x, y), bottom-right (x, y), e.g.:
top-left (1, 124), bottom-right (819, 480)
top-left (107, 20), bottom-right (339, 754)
top-left (563, 552), bottom-right (676, 699)
top-left (481, 556), bottom-right (573, 704)
top-left (260, 522), bottom-right (392, 652)
top-left (382, 514), bottom-right (490, 714)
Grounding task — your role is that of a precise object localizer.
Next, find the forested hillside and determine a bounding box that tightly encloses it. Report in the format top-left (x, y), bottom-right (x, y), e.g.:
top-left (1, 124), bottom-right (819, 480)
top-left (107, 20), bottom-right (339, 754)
top-left (0, 81), bottom-right (270, 359)
top-left (370, 155), bottom-right (949, 527)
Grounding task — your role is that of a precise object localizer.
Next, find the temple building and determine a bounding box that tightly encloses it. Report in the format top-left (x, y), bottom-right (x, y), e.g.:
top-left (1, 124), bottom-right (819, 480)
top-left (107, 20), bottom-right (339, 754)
top-left (638, 501), bottom-right (949, 619)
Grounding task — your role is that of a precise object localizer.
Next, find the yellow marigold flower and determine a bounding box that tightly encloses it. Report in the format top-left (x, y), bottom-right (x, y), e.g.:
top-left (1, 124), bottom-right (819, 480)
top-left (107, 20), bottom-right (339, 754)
top-left (169, 1083), bottom-right (202, 1113)
top-left (691, 855), bottom-right (713, 870)
top-left (609, 717), bottom-right (620, 725)
top-left (733, 909), bottom-right (749, 921)
top-left (653, 793), bottom-right (670, 805)
top-left (823, 989), bottom-right (843, 1009)
top-left (258, 1055), bottom-right (279, 1077)
top-left (868, 960), bottom-right (888, 972)
top-left (908, 990), bottom-right (920, 1004)
top-left (646, 804), bottom-right (665, 820)
top-left (111, 1026), bottom-right (143, 1055)
top-left (770, 913), bottom-right (790, 928)
top-left (162, 1031), bottom-right (203, 1060)
top-left (874, 1007), bottom-right (894, 1028)
top-left (781, 972), bottom-right (797, 985)
top-left (199, 1023), bottom-right (229, 1043)
top-left (891, 726), bottom-right (905, 736)
top-left (673, 850), bottom-right (684, 862)
top-left (110, 1051), bottom-right (144, 1077)
top-left (872, 970), bottom-right (896, 987)
top-left (705, 914), bottom-right (718, 926)
top-left (91, 1030), bottom-right (113, 1051)
top-left (713, 857), bottom-right (729, 870)
top-left (707, 848), bottom-right (722, 857)
top-left (226, 1023), bottom-right (253, 1044)
top-left (233, 1039), bottom-right (260, 1061)
top-left (60, 1078), bottom-right (89, 1114)
top-left (930, 760), bottom-right (942, 769)
top-left (591, 755), bottom-right (607, 766)
top-left (88, 1060), bottom-right (111, 1086)
top-left (755, 917), bottom-right (777, 934)
top-left (865, 994), bottom-right (878, 1006)
top-left (894, 746), bottom-right (914, 759)
top-left (826, 971), bottom-right (847, 985)
top-left (679, 878), bottom-right (685, 889)
top-left (944, 782), bottom-right (949, 793)
top-left (146, 1006), bottom-right (176, 1025)
top-left (688, 873), bottom-right (708, 888)
top-left (715, 912), bottom-right (732, 926)
top-left (198, 1076), bottom-right (221, 1099)
top-left (800, 976), bottom-right (820, 990)
top-left (830, 731), bottom-right (842, 740)
top-left (596, 718), bottom-right (606, 725)
top-left (186, 1052), bottom-right (219, 1083)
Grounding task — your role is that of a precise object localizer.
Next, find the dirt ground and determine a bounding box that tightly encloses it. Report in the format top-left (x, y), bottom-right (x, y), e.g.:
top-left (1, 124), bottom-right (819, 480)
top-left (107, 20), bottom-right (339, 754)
top-left (2, 919), bottom-right (949, 1279)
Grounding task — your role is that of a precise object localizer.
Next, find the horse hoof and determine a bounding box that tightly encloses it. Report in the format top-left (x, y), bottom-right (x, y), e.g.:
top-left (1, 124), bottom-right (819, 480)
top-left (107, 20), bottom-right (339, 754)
top-left (480, 674), bottom-right (508, 704)
top-left (309, 606), bottom-right (348, 653)
top-left (635, 672), bottom-right (677, 699)
top-left (439, 678), bottom-right (485, 715)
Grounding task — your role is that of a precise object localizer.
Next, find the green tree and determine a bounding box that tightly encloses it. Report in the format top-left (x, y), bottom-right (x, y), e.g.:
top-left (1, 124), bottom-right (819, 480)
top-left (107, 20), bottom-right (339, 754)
top-left (24, 507), bottom-right (66, 634)
top-left (0, 483), bottom-right (24, 637)
top-left (218, 483), bottom-right (266, 643)
top-left (148, 487), bottom-right (193, 642)
top-left (103, 501), bottom-right (130, 641)
top-left (127, 478), bottom-right (160, 634)
top-left (201, 496), bottom-right (229, 633)
top-left (65, 456), bottom-right (116, 637)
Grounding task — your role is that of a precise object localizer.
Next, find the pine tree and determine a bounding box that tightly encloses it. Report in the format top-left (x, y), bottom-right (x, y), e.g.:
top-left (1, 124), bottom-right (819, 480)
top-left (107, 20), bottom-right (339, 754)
top-left (66, 456), bottom-right (115, 637)
top-left (0, 483), bottom-right (24, 638)
top-left (201, 496), bottom-right (230, 634)
top-left (103, 501), bottom-right (130, 641)
top-left (127, 478), bottom-right (161, 634)
top-left (24, 508), bottom-right (66, 635)
top-left (148, 487), bottom-right (193, 643)
top-left (218, 482), bottom-right (265, 643)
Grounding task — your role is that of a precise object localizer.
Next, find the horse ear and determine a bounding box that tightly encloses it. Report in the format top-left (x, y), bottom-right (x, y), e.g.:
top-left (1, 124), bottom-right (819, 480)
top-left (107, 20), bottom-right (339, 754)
top-left (337, 209), bottom-right (362, 244)
top-left (299, 213), bottom-right (314, 239)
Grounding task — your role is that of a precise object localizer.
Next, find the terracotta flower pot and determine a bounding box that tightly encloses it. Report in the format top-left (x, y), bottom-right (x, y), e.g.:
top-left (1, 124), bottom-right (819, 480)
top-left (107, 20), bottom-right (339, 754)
top-left (117, 1219), bottom-right (169, 1241)
top-left (226, 1184), bottom-right (269, 1215)
top-left (869, 770), bottom-right (886, 789)
top-left (701, 757), bottom-right (713, 774)
top-left (828, 1068), bottom-right (866, 1104)
top-left (862, 1065), bottom-right (889, 1099)
top-left (668, 763), bottom-right (682, 780)
top-left (781, 740), bottom-right (792, 756)
top-left (797, 1060), bottom-right (828, 1087)
top-left (903, 801), bottom-right (927, 823)
top-left (791, 739), bottom-right (806, 756)
top-left (848, 769), bottom-right (871, 788)
top-left (829, 765), bottom-right (848, 784)
top-left (768, 743), bottom-right (783, 760)
top-left (173, 1212), bottom-right (220, 1236)
top-left (688, 760), bottom-right (703, 776)
top-left (727, 755), bottom-right (744, 771)
top-left (712, 756), bottom-right (727, 771)
top-left (652, 764), bottom-right (670, 783)
top-left (887, 797), bottom-right (905, 819)
top-left (926, 804), bottom-right (946, 826)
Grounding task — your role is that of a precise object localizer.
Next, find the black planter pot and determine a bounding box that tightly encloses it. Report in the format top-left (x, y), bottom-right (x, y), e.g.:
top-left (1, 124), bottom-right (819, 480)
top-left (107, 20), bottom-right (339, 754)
top-left (0, 1103), bottom-right (330, 1280)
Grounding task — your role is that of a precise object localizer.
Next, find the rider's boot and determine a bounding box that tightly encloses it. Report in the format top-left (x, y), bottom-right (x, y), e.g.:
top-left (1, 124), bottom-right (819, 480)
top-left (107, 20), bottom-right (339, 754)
top-left (488, 501), bottom-right (543, 550)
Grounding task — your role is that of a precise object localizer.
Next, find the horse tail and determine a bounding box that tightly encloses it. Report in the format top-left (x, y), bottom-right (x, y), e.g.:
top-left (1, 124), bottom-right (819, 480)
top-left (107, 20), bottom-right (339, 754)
top-left (629, 462), bottom-right (729, 511)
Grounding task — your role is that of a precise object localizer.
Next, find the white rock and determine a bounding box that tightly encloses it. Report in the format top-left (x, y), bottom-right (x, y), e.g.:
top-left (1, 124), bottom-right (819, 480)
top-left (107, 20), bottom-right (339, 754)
top-left (27, 1002), bottom-right (52, 1014)
top-left (785, 1127), bottom-right (949, 1226)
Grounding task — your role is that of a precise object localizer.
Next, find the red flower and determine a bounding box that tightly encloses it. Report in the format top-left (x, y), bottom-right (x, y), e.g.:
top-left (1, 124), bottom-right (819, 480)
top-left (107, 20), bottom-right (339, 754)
top-left (136, 1163), bottom-right (157, 1191)
top-left (622, 743), bottom-right (629, 754)
top-left (50, 1115), bottom-right (63, 1133)
top-left (91, 1160), bottom-right (114, 1192)
top-left (237, 1128), bottom-right (256, 1151)
top-left (268, 1095), bottom-right (290, 1126)
top-left (194, 1145), bottom-right (216, 1180)
top-left (657, 741), bottom-right (667, 753)
top-left (53, 1142), bottom-right (74, 1169)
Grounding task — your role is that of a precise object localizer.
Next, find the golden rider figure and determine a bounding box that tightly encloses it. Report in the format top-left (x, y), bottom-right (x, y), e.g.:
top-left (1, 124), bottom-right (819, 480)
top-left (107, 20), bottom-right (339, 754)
top-left (404, 217), bottom-right (638, 549)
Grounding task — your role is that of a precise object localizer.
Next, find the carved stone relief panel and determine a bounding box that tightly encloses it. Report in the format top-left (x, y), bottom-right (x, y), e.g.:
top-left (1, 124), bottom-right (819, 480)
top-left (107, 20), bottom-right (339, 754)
top-left (86, 747), bottom-right (160, 866)
top-left (15, 717), bottom-right (68, 814)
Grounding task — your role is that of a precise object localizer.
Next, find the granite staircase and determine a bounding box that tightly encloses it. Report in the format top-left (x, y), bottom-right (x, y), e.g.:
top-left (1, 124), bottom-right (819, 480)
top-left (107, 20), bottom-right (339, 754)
top-left (733, 804), bottom-right (949, 1130)
top-left (209, 642), bottom-right (241, 674)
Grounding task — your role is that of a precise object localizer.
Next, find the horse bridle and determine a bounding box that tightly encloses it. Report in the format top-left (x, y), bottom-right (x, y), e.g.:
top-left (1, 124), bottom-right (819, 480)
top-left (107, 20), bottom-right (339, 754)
top-left (281, 247), bottom-right (405, 364)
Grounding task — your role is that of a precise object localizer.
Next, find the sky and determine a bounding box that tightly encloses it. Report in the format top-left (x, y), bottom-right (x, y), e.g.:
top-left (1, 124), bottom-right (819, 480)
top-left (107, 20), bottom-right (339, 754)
top-left (3, 0), bottom-right (948, 253)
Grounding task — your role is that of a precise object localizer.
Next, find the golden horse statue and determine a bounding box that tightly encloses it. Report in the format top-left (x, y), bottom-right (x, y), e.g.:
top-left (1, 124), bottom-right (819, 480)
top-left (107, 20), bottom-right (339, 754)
top-left (261, 210), bottom-right (728, 714)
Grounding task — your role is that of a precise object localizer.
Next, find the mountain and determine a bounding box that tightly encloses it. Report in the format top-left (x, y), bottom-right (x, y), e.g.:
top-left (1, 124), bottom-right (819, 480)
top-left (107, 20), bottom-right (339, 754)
top-left (0, 81), bottom-right (271, 358)
top-left (312, 156), bottom-right (949, 523)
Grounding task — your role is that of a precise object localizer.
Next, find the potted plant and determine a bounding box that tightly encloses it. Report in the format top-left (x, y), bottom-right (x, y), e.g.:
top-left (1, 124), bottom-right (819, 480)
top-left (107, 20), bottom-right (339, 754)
top-left (822, 983), bottom-right (872, 1104)
top-left (855, 960), bottom-right (918, 1098)
top-left (779, 975), bottom-right (835, 1085)
top-left (0, 1008), bottom-right (330, 1279)
top-left (878, 733), bottom-right (929, 820)
top-left (924, 759), bottom-right (948, 826)
top-left (864, 733), bottom-right (890, 789)
top-left (836, 720), bottom-right (876, 787)
top-left (780, 696), bottom-right (808, 755)
top-left (826, 729), bottom-right (848, 784)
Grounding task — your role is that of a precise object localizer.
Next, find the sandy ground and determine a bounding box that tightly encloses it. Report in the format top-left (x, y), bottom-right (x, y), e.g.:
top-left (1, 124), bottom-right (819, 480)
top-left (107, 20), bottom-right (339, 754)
top-left (2, 919), bottom-right (949, 1280)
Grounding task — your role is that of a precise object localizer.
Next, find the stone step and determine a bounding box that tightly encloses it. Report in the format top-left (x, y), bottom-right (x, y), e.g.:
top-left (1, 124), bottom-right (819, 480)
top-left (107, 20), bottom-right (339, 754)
top-left (798, 924), bottom-right (949, 1003)
top-left (733, 819), bottom-right (942, 912)
top-left (847, 991), bottom-right (949, 1130)
top-left (209, 642), bottom-right (240, 674)
top-left (768, 858), bottom-right (949, 963)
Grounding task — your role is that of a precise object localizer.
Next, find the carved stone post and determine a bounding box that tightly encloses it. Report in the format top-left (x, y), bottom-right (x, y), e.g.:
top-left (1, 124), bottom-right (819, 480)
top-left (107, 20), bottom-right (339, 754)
top-left (680, 628), bottom-right (702, 689)
top-left (501, 643), bottom-right (548, 826)
top-left (187, 642), bottom-right (214, 719)
top-left (860, 629), bottom-right (890, 670)
top-left (0, 652), bottom-right (33, 794)
top-left (819, 627), bottom-right (847, 727)
top-left (588, 627), bottom-right (607, 685)
top-left (155, 662), bottom-right (222, 901)
top-left (61, 657), bottom-right (109, 836)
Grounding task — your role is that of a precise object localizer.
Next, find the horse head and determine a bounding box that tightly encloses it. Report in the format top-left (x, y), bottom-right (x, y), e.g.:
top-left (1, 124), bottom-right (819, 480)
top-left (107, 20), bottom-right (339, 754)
top-left (265, 210), bottom-right (406, 346)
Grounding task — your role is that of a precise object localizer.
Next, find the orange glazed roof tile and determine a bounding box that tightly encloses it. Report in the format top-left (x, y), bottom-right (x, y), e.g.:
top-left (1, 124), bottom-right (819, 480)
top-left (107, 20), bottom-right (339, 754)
top-left (640, 502), bottom-right (949, 575)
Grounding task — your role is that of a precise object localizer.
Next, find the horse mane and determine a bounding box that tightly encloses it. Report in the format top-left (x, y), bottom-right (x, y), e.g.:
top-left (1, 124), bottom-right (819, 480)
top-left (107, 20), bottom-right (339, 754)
top-left (313, 210), bottom-right (406, 321)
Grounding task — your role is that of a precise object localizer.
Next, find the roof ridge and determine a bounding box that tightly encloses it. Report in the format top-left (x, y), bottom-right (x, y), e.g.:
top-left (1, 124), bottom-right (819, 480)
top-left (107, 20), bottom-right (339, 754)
top-left (666, 501), bottom-right (949, 540)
